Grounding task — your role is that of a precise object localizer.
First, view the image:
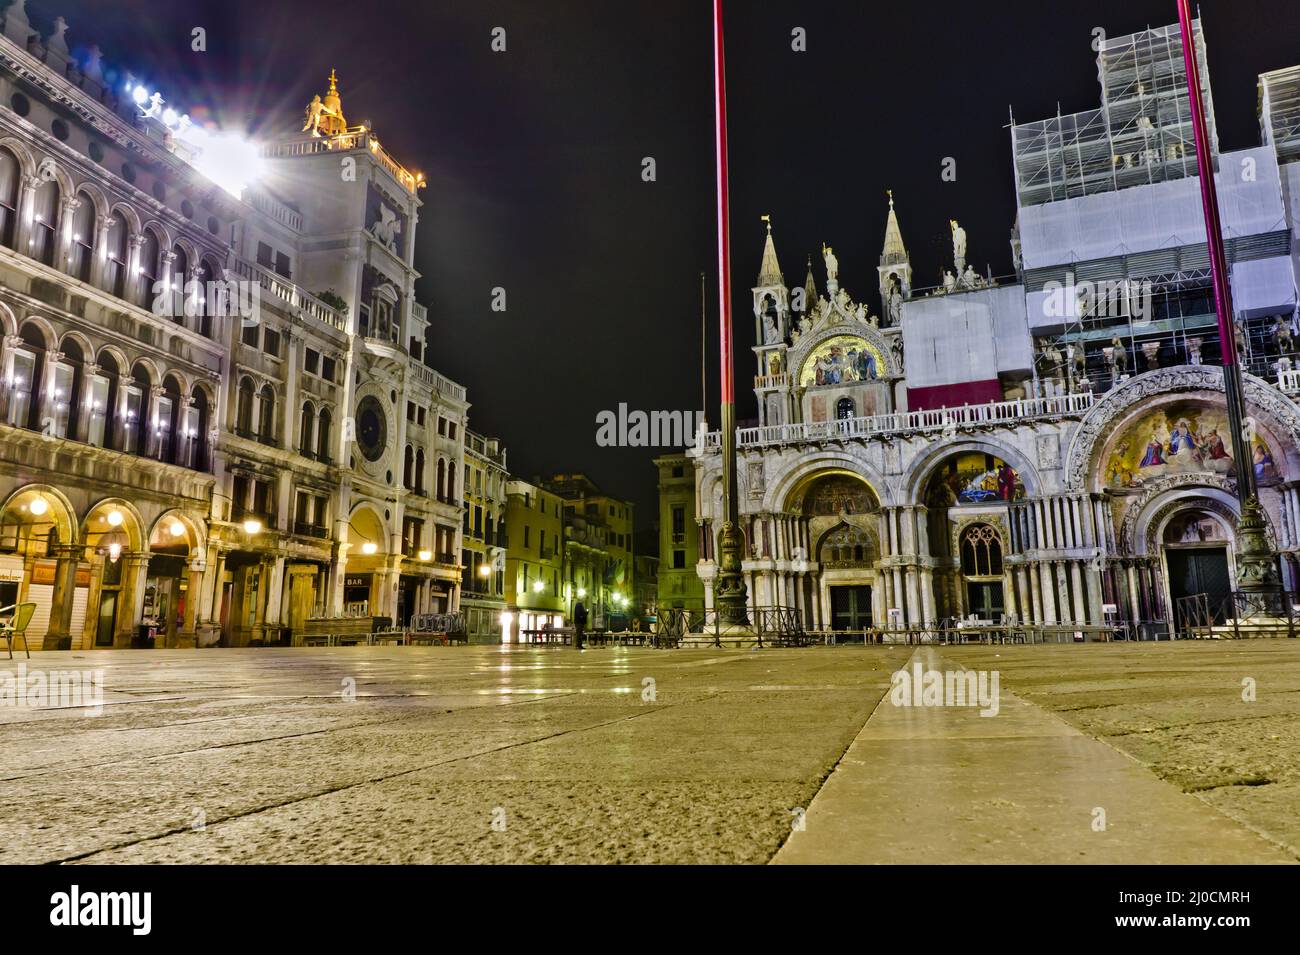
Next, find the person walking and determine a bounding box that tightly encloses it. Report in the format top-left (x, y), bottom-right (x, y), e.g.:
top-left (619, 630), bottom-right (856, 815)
top-left (573, 601), bottom-right (587, 650)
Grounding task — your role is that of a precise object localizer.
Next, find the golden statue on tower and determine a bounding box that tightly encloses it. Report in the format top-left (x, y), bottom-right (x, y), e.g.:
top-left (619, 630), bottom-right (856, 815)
top-left (303, 69), bottom-right (347, 138)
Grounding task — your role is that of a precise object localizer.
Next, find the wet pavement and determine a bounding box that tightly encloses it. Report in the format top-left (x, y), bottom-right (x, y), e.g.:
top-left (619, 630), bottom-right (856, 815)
top-left (1, 643), bottom-right (1295, 864)
top-left (775, 647), bottom-right (1293, 864)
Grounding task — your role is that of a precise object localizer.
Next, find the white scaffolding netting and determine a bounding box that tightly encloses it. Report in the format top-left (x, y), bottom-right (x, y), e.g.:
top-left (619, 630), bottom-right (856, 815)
top-left (900, 286), bottom-right (1034, 389)
top-left (1019, 147), bottom-right (1287, 271)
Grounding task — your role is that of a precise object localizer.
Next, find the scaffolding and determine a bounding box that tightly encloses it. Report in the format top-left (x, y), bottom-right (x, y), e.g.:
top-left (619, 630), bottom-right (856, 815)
top-left (1012, 20), bottom-right (1216, 208)
top-left (1260, 65), bottom-right (1300, 165)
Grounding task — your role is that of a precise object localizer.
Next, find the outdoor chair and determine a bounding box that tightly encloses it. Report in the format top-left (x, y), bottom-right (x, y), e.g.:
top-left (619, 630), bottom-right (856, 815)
top-left (0, 602), bottom-right (36, 659)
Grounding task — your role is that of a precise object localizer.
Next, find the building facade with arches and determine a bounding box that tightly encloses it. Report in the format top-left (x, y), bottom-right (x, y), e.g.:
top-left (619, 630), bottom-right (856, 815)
top-left (691, 20), bottom-right (1300, 637)
top-left (0, 5), bottom-right (470, 647)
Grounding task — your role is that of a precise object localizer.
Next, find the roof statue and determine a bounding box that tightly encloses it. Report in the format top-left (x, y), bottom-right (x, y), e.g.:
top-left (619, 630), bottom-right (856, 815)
top-left (822, 242), bottom-right (838, 284)
top-left (950, 219), bottom-right (967, 272)
top-left (304, 69), bottom-right (347, 138)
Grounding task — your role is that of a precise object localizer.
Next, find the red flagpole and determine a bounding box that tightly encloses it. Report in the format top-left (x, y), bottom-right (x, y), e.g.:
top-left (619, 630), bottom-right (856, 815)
top-left (712, 0), bottom-right (748, 625)
top-left (713, 0), bottom-right (733, 408)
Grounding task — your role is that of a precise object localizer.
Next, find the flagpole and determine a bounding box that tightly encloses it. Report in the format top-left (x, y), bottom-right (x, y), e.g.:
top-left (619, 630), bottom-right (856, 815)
top-left (1175, 0), bottom-right (1278, 593)
top-left (712, 0), bottom-right (749, 625)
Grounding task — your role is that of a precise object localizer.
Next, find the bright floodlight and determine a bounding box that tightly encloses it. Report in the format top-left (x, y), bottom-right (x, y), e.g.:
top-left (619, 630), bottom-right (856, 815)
top-left (28, 496), bottom-right (48, 516)
top-left (132, 85), bottom-right (149, 104)
top-left (182, 125), bottom-right (266, 199)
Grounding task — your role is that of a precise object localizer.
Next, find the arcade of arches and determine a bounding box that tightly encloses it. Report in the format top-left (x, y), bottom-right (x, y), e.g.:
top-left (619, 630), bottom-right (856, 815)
top-left (704, 393), bottom-right (1300, 637)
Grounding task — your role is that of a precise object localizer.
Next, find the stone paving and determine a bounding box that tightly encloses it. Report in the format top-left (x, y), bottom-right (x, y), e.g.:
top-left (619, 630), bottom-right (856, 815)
top-left (1, 642), bottom-right (1296, 864)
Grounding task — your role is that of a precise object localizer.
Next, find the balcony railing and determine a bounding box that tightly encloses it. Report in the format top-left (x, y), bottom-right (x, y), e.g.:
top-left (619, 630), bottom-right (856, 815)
top-left (698, 392), bottom-right (1095, 452)
top-left (229, 256), bottom-right (347, 332)
top-left (261, 126), bottom-right (421, 193)
top-left (293, 520), bottom-right (330, 539)
top-left (754, 373), bottom-right (792, 389)
top-left (412, 364), bottom-right (468, 403)
top-left (1280, 368), bottom-right (1300, 395)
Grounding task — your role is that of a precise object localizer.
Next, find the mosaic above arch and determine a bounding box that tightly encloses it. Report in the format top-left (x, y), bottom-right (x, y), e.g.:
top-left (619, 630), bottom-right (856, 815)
top-left (926, 452), bottom-right (1025, 506)
top-left (1101, 401), bottom-right (1280, 490)
top-left (798, 334), bottom-right (887, 387)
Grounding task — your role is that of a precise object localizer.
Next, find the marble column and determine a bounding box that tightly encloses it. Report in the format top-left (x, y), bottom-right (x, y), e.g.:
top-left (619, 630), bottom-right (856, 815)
top-left (43, 543), bottom-right (81, 649)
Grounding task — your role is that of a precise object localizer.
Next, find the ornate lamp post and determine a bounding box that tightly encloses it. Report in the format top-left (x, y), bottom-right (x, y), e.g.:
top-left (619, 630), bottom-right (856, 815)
top-left (1176, 0), bottom-right (1279, 593)
top-left (711, 0), bottom-right (749, 625)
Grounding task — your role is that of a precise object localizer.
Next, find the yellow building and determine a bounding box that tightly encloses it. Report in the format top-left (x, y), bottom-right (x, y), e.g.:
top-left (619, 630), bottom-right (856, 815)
top-left (543, 473), bottom-right (635, 629)
top-left (502, 478), bottom-right (564, 640)
top-left (460, 431), bottom-right (508, 642)
top-left (654, 454), bottom-right (704, 609)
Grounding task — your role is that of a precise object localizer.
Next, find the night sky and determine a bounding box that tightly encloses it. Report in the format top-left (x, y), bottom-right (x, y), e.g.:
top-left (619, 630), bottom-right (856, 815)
top-left (28, 0), bottom-right (1300, 529)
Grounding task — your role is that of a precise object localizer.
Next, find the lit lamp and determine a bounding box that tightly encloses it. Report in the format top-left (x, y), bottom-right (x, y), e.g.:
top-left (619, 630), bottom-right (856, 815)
top-left (577, 587), bottom-right (586, 599)
top-left (532, 579), bottom-right (544, 593)
top-left (242, 518), bottom-right (262, 535)
top-left (478, 563), bottom-right (491, 577)
top-left (28, 496), bottom-right (48, 516)
top-left (418, 549), bottom-right (432, 561)
top-left (361, 541), bottom-right (378, 555)
top-left (168, 520), bottom-right (185, 538)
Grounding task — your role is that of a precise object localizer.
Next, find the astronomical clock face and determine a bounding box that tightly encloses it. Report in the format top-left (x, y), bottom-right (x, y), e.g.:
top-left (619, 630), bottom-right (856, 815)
top-left (356, 395), bottom-right (387, 463)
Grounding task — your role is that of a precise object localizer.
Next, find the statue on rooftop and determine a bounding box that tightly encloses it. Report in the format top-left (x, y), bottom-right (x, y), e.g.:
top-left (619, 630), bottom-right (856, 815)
top-left (950, 219), bottom-right (967, 272)
top-left (822, 243), bottom-right (838, 283)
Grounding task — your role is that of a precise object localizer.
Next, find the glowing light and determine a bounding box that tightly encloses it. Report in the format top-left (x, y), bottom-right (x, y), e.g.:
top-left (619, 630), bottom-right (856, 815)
top-left (361, 541), bottom-right (378, 555)
top-left (577, 587), bottom-right (586, 598)
top-left (418, 549), bottom-right (432, 561)
top-left (132, 86), bottom-right (149, 105)
top-left (532, 579), bottom-right (544, 593)
top-left (105, 509), bottom-right (123, 527)
top-left (478, 563), bottom-right (491, 577)
top-left (168, 520), bottom-right (185, 538)
top-left (28, 496), bottom-right (48, 516)
top-left (180, 124), bottom-right (265, 199)
top-left (242, 518), bottom-right (262, 535)
top-left (108, 541), bottom-right (122, 562)
top-left (163, 108), bottom-right (178, 126)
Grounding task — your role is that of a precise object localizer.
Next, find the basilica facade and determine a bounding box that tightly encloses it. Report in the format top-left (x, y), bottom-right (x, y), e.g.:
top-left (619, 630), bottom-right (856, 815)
top-left (691, 21), bottom-right (1300, 638)
top-left (0, 2), bottom-right (468, 648)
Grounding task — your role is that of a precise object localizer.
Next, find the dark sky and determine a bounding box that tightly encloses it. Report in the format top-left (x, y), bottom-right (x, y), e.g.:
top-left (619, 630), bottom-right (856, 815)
top-left (30, 0), bottom-right (1300, 529)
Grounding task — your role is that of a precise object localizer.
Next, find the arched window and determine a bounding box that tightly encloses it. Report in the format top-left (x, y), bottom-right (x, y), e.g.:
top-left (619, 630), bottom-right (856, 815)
top-left (169, 244), bottom-right (189, 322)
top-left (836, 397), bottom-right (856, 420)
top-left (0, 148), bottom-right (19, 248)
top-left (258, 383), bottom-right (276, 444)
top-left (198, 255), bottom-right (224, 337)
top-left (124, 364), bottom-right (150, 455)
top-left (960, 523), bottom-right (1004, 577)
top-left (29, 175), bottom-right (58, 266)
top-left (436, 458), bottom-right (446, 501)
top-left (189, 386), bottom-right (210, 471)
top-left (5, 323), bottom-right (44, 430)
top-left (103, 213), bottom-right (128, 298)
top-left (415, 449), bottom-right (425, 494)
top-left (69, 193), bottom-right (96, 282)
top-left (403, 445), bottom-right (413, 488)
top-left (137, 227), bottom-right (161, 306)
top-left (235, 377), bottom-right (255, 435)
top-left (87, 350), bottom-right (118, 449)
top-left (155, 375), bottom-right (183, 463)
top-left (49, 337), bottom-right (83, 440)
top-left (299, 401), bottom-right (315, 457)
top-left (317, 407), bottom-right (332, 463)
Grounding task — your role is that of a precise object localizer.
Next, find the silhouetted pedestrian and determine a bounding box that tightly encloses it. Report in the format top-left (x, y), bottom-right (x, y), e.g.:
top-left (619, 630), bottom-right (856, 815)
top-left (574, 601), bottom-right (587, 649)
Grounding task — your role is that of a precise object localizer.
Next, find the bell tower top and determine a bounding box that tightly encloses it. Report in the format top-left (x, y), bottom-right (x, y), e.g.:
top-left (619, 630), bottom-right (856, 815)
top-left (303, 69), bottom-right (348, 138)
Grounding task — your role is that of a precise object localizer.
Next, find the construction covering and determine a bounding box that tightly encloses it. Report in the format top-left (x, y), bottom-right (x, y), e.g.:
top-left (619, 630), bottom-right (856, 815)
top-left (1019, 147), bottom-right (1288, 272)
top-left (900, 285), bottom-right (1033, 395)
